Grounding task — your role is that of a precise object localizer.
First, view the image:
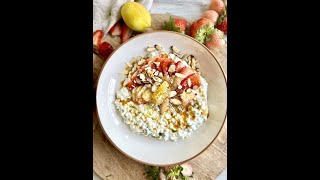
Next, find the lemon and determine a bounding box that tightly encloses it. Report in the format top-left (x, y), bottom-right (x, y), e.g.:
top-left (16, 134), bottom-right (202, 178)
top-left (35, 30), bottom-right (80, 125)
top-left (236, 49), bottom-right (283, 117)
top-left (121, 2), bottom-right (151, 32)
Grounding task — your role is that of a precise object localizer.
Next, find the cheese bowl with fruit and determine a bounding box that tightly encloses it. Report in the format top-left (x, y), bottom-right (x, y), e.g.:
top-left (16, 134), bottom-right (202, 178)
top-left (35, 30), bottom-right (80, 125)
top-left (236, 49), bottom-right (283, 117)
top-left (96, 31), bottom-right (227, 166)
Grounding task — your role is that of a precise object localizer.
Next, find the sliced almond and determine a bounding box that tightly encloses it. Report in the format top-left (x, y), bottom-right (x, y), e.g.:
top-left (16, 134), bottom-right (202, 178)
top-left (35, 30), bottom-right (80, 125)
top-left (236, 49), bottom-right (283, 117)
top-left (137, 85), bottom-right (148, 98)
top-left (153, 76), bottom-right (162, 82)
top-left (168, 64), bottom-right (176, 73)
top-left (160, 98), bottom-right (169, 114)
top-left (123, 78), bottom-right (130, 86)
top-left (186, 88), bottom-right (192, 93)
top-left (187, 78), bottom-right (192, 87)
top-left (155, 44), bottom-right (163, 51)
top-left (154, 71), bottom-right (159, 76)
top-left (152, 68), bottom-right (156, 73)
top-left (178, 85), bottom-right (182, 89)
top-left (153, 61), bottom-right (160, 66)
top-left (151, 84), bottom-right (158, 92)
top-left (139, 74), bottom-right (146, 81)
top-left (175, 73), bottom-right (185, 78)
top-left (193, 85), bottom-right (199, 90)
top-left (170, 99), bottom-right (182, 105)
top-left (126, 62), bottom-right (133, 68)
top-left (138, 58), bottom-right (146, 65)
top-left (169, 91), bottom-right (177, 98)
top-left (191, 58), bottom-right (196, 69)
top-left (172, 77), bottom-right (181, 90)
top-left (171, 46), bottom-right (180, 53)
top-left (158, 72), bottom-right (163, 78)
top-left (142, 89), bottom-right (152, 102)
top-left (147, 47), bottom-right (157, 52)
top-left (181, 54), bottom-right (189, 60)
top-left (169, 53), bottom-right (176, 60)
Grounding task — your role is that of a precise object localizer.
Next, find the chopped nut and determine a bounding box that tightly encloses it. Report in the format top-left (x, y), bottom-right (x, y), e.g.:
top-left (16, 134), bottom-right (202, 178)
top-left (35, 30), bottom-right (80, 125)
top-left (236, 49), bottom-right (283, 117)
top-left (181, 54), bottom-right (189, 60)
top-left (169, 53), bottom-right (176, 60)
top-left (139, 74), bottom-right (146, 81)
top-left (135, 78), bottom-right (142, 84)
top-left (153, 76), bottom-right (162, 82)
top-left (147, 84), bottom-right (152, 88)
top-left (169, 91), bottom-right (177, 97)
top-left (137, 85), bottom-right (148, 98)
top-left (186, 88), bottom-right (192, 93)
top-left (187, 78), bottom-right (192, 87)
top-left (153, 61), bottom-right (160, 66)
top-left (146, 47), bottom-right (156, 52)
top-left (142, 89), bottom-right (152, 102)
top-left (175, 73), bottom-right (185, 78)
top-left (160, 98), bottom-right (169, 114)
top-left (178, 85), bottom-right (182, 89)
top-left (171, 46), bottom-right (180, 53)
top-left (168, 64), bottom-right (176, 73)
top-left (151, 84), bottom-right (158, 92)
top-left (158, 72), bottom-right (163, 77)
top-left (138, 58), bottom-right (146, 65)
top-left (154, 71), bottom-right (159, 76)
top-left (152, 68), bottom-right (156, 73)
top-left (193, 85), bottom-right (199, 90)
top-left (172, 77), bottom-right (181, 90)
top-left (191, 58), bottom-right (196, 69)
top-left (163, 75), bottom-right (170, 83)
top-left (170, 99), bottom-right (182, 105)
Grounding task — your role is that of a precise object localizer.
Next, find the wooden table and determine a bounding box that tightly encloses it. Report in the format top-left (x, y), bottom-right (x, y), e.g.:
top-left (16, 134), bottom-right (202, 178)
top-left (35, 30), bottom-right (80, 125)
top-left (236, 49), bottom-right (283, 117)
top-left (93, 0), bottom-right (227, 179)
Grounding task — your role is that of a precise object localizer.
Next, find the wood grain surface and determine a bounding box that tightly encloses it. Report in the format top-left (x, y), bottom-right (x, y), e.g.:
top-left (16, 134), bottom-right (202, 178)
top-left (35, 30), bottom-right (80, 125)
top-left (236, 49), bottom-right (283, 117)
top-left (93, 14), bottom-right (227, 180)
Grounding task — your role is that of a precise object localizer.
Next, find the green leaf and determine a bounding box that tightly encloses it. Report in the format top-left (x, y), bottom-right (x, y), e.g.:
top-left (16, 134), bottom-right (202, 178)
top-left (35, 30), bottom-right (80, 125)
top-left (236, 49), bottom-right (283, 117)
top-left (163, 16), bottom-right (180, 32)
top-left (194, 24), bottom-right (215, 44)
top-left (145, 166), bottom-right (160, 180)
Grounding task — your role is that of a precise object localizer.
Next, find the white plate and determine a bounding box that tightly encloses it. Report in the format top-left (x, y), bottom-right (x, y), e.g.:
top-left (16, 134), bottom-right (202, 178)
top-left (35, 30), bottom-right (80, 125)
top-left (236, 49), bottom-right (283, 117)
top-left (96, 31), bottom-right (227, 166)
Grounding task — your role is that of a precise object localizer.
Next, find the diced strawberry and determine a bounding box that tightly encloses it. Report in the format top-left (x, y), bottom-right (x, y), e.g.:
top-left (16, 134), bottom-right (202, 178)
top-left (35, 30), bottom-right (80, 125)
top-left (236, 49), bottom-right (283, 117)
top-left (160, 58), bottom-right (174, 75)
top-left (159, 54), bottom-right (168, 58)
top-left (109, 22), bottom-right (122, 36)
top-left (93, 30), bottom-right (103, 48)
top-left (181, 73), bottom-right (201, 90)
top-left (126, 81), bottom-right (137, 90)
top-left (179, 67), bottom-right (194, 80)
top-left (120, 22), bottom-right (133, 43)
top-left (175, 61), bottom-right (186, 72)
top-left (98, 42), bottom-right (114, 60)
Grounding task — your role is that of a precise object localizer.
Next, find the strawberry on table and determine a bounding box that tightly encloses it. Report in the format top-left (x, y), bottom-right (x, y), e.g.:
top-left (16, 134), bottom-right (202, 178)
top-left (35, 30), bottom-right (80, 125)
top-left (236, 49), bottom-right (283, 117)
top-left (205, 29), bottom-right (225, 49)
top-left (120, 21), bottom-right (133, 43)
top-left (109, 22), bottom-right (122, 36)
top-left (216, 8), bottom-right (227, 34)
top-left (164, 16), bottom-right (188, 34)
top-left (209, 0), bottom-right (225, 15)
top-left (98, 42), bottom-right (114, 60)
top-left (190, 18), bottom-right (215, 44)
top-left (93, 30), bottom-right (103, 48)
top-left (202, 10), bottom-right (219, 25)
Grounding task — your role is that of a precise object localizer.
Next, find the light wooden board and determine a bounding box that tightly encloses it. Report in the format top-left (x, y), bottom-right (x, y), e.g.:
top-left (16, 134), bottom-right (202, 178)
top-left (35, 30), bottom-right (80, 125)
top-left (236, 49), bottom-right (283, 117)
top-left (93, 14), bottom-right (227, 180)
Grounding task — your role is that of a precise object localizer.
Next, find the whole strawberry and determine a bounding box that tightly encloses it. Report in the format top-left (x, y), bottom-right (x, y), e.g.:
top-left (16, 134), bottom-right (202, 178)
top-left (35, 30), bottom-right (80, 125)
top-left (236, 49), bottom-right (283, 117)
top-left (216, 7), bottom-right (227, 34)
top-left (216, 16), bottom-right (227, 34)
top-left (205, 29), bottom-right (225, 49)
top-left (209, 0), bottom-right (225, 14)
top-left (99, 42), bottom-right (114, 60)
top-left (190, 18), bottom-right (215, 44)
top-left (164, 16), bottom-right (188, 34)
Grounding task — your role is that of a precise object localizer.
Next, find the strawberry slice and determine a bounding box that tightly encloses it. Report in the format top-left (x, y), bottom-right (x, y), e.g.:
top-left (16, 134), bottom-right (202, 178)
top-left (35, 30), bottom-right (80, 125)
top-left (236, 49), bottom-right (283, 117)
top-left (120, 22), bottom-right (133, 43)
top-left (179, 67), bottom-right (194, 80)
top-left (180, 73), bottom-right (201, 90)
top-left (175, 61), bottom-right (186, 72)
top-left (175, 18), bottom-right (187, 32)
top-left (160, 58), bottom-right (174, 75)
top-left (98, 42), bottom-right (114, 60)
top-left (109, 22), bottom-right (122, 36)
top-left (93, 30), bottom-right (103, 48)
